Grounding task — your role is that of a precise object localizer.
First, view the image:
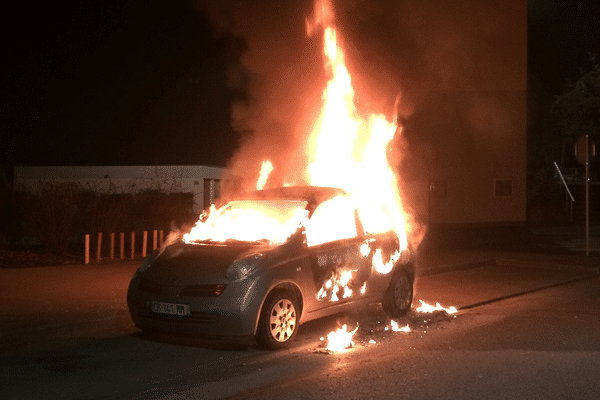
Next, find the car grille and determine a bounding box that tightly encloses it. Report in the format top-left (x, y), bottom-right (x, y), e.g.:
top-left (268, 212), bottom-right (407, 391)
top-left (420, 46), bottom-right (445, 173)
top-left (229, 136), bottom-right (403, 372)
top-left (138, 277), bottom-right (161, 294)
top-left (179, 284), bottom-right (227, 297)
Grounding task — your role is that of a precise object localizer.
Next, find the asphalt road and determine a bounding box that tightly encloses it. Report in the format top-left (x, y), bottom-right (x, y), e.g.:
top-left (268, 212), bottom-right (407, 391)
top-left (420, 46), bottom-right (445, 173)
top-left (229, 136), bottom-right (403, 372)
top-left (1, 258), bottom-right (598, 400)
top-left (221, 274), bottom-right (600, 400)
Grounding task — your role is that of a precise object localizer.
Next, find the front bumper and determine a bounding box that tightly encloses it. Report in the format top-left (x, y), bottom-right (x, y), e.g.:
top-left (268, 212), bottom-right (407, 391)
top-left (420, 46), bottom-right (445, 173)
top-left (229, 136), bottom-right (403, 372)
top-left (127, 272), bottom-right (267, 339)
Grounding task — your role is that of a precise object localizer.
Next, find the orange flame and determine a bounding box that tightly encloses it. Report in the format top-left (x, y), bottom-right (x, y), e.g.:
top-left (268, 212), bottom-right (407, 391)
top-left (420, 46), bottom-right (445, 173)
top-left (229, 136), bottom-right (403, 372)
top-left (183, 200), bottom-right (308, 244)
top-left (184, 0), bottom-right (409, 256)
top-left (256, 160), bottom-right (274, 190)
top-left (416, 300), bottom-right (458, 314)
top-left (372, 248), bottom-right (402, 274)
top-left (317, 269), bottom-right (359, 302)
top-left (323, 323), bottom-right (359, 351)
top-left (306, 0), bottom-right (408, 251)
top-left (387, 320), bottom-right (411, 332)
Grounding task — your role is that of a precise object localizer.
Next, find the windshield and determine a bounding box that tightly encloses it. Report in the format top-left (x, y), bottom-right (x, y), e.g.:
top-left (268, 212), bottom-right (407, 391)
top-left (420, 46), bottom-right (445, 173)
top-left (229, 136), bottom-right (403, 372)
top-left (183, 199), bottom-right (309, 245)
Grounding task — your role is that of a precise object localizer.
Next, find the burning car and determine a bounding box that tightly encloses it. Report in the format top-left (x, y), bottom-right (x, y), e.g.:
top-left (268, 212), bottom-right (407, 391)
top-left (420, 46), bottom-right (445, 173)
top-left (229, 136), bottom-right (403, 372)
top-left (127, 186), bottom-right (415, 349)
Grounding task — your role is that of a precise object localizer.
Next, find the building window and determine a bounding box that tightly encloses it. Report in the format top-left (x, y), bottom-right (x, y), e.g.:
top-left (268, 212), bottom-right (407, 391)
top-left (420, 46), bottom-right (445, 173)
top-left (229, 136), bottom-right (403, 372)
top-left (495, 180), bottom-right (512, 197)
top-left (429, 180), bottom-right (447, 198)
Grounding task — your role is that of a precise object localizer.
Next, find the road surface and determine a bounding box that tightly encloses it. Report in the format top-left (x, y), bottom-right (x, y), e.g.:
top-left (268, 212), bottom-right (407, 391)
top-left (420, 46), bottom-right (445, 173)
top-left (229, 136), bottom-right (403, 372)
top-left (1, 260), bottom-right (598, 399)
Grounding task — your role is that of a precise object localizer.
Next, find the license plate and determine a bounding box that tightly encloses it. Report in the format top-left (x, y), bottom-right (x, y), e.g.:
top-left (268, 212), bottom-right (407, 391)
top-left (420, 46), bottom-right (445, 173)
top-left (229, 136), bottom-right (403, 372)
top-left (150, 301), bottom-right (191, 317)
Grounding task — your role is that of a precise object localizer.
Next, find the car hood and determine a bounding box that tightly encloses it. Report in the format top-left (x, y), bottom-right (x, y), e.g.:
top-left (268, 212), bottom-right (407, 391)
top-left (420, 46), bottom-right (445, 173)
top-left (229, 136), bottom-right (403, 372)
top-left (142, 241), bottom-right (257, 285)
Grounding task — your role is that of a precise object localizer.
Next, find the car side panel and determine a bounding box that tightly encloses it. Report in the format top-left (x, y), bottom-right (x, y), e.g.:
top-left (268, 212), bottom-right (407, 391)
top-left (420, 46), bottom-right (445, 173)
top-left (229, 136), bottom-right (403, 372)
top-left (303, 238), bottom-right (373, 314)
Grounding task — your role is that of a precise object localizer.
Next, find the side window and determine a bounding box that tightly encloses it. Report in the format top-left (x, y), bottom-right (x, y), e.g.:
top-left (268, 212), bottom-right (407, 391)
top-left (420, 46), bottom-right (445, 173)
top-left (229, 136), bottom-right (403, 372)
top-left (305, 196), bottom-right (358, 246)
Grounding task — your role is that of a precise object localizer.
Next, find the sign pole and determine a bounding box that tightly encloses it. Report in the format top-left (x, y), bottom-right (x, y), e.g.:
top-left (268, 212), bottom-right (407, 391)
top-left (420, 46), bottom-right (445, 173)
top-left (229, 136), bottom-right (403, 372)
top-left (585, 134), bottom-right (589, 256)
top-left (575, 133), bottom-right (595, 256)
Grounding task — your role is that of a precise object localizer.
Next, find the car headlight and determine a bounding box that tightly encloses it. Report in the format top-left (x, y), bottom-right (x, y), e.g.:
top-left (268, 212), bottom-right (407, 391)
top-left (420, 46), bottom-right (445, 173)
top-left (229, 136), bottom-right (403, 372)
top-left (138, 248), bottom-right (164, 273)
top-left (226, 253), bottom-right (265, 281)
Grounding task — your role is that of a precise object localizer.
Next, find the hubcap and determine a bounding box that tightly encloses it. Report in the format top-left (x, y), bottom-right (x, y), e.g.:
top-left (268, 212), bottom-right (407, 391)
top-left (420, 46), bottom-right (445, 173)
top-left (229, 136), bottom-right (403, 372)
top-left (269, 298), bottom-right (296, 342)
top-left (394, 275), bottom-right (412, 310)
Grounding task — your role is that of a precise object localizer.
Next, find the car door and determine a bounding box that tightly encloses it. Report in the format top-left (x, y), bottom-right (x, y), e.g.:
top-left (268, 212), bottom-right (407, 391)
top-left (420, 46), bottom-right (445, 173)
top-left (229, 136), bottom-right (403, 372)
top-left (303, 196), bottom-right (371, 312)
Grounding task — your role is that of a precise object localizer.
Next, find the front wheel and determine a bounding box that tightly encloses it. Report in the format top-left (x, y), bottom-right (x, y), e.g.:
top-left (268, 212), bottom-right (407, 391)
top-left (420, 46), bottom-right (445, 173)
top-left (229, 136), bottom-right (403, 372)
top-left (382, 268), bottom-right (413, 317)
top-left (256, 290), bottom-right (299, 350)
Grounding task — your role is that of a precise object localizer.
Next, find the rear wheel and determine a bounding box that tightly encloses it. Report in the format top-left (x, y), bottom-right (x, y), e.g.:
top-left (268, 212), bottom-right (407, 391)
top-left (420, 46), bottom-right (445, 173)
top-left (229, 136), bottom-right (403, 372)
top-left (382, 268), bottom-right (413, 317)
top-left (256, 290), bottom-right (299, 350)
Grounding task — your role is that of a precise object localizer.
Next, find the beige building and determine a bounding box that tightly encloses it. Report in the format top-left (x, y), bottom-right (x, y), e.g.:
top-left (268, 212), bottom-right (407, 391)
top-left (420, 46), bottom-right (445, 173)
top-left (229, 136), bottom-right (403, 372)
top-left (400, 0), bottom-right (527, 227)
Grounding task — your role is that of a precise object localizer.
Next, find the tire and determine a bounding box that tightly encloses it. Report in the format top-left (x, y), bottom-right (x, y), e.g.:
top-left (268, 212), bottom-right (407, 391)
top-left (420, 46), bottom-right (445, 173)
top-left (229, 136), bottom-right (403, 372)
top-left (256, 290), bottom-right (299, 350)
top-left (382, 268), bottom-right (413, 317)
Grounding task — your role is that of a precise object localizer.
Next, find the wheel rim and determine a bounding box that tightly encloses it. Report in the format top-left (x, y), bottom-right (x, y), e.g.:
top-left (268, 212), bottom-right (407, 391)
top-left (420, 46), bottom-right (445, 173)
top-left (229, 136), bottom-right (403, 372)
top-left (269, 298), bottom-right (297, 342)
top-left (393, 274), bottom-right (412, 310)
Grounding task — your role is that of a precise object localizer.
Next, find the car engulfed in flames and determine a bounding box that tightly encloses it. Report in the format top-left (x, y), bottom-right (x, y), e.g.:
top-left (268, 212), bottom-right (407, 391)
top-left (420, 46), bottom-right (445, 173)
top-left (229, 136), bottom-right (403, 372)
top-left (128, 0), bottom-right (426, 350)
top-left (127, 186), bottom-right (415, 349)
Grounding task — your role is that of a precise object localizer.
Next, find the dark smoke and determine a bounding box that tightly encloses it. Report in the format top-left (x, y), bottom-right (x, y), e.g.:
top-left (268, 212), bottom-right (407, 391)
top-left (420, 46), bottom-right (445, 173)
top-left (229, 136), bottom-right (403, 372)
top-left (197, 0), bottom-right (326, 191)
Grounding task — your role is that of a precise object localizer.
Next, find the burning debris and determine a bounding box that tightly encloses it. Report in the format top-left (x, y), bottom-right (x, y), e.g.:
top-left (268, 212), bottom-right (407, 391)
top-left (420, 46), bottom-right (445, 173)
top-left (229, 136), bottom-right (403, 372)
top-left (318, 300), bottom-right (458, 353)
top-left (319, 323), bottom-right (360, 352)
top-left (386, 320), bottom-right (411, 332)
top-left (416, 300), bottom-right (458, 315)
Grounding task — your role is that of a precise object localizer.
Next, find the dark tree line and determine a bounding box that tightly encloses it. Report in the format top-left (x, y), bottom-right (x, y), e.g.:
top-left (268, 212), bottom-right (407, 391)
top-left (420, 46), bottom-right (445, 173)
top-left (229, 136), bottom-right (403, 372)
top-left (552, 53), bottom-right (600, 169)
top-left (528, 54), bottom-right (599, 207)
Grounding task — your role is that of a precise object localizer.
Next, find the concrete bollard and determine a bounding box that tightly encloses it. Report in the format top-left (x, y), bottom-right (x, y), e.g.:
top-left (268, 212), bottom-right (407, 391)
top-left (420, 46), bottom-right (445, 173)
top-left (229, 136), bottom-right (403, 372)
top-left (120, 232), bottom-right (124, 260)
top-left (96, 233), bottom-right (102, 262)
top-left (85, 234), bottom-right (90, 264)
top-left (110, 232), bottom-right (115, 259)
top-left (142, 231), bottom-right (147, 257)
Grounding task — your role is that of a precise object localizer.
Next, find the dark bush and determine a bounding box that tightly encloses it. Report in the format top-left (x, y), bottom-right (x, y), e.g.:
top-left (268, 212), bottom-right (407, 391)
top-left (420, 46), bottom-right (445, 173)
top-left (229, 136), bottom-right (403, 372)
top-left (21, 182), bottom-right (82, 254)
top-left (0, 170), bottom-right (15, 249)
top-left (78, 190), bottom-right (133, 236)
top-left (10, 181), bottom-right (197, 256)
top-left (131, 189), bottom-right (194, 231)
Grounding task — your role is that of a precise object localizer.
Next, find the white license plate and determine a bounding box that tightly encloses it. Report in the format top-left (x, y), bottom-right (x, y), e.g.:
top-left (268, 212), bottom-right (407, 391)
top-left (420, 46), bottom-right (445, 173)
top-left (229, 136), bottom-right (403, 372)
top-left (150, 301), bottom-right (191, 316)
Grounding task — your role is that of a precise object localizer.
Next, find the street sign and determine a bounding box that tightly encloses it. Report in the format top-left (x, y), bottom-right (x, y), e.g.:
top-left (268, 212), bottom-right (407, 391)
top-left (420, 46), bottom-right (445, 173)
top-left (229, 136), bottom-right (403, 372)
top-left (575, 134), bottom-right (595, 165)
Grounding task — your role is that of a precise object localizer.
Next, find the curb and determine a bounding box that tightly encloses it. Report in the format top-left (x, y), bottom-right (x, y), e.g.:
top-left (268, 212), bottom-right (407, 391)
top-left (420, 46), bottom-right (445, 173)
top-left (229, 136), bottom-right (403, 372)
top-left (419, 257), bottom-right (599, 278)
top-left (418, 259), bottom-right (495, 277)
top-left (495, 258), bottom-right (600, 275)
top-left (459, 274), bottom-right (595, 311)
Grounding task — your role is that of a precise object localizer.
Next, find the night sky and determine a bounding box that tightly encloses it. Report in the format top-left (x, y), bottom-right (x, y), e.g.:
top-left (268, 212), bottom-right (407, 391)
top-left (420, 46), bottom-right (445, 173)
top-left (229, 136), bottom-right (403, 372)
top-left (528, 0), bottom-right (600, 171)
top-left (3, 0), bottom-right (599, 172)
top-left (4, 0), bottom-right (245, 167)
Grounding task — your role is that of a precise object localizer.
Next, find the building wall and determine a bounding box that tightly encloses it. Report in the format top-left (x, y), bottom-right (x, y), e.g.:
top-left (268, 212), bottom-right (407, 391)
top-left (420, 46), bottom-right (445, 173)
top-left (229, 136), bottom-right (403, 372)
top-left (428, 91), bottom-right (524, 226)
top-left (399, 0), bottom-right (527, 227)
top-left (14, 165), bottom-right (225, 214)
